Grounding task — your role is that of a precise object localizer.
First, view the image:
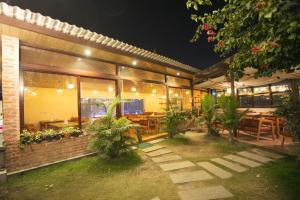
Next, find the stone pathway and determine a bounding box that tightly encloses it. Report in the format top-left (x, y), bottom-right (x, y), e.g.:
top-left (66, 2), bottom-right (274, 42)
top-left (211, 158), bottom-right (248, 173)
top-left (237, 151), bottom-right (274, 163)
top-left (169, 170), bottom-right (213, 184)
top-left (224, 154), bottom-right (262, 167)
top-left (197, 161), bottom-right (232, 179)
top-left (142, 141), bottom-right (285, 200)
top-left (160, 161), bottom-right (195, 171)
top-left (250, 148), bottom-right (284, 159)
top-left (152, 154), bottom-right (182, 163)
top-left (147, 149), bottom-right (172, 157)
top-left (178, 185), bottom-right (234, 200)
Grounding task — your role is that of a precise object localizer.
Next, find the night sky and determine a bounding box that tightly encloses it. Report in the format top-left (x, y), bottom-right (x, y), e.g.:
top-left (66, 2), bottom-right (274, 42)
top-left (3, 0), bottom-right (223, 69)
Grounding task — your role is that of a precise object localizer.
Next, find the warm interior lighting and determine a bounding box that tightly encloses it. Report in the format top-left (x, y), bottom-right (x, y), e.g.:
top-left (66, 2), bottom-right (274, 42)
top-left (108, 87), bottom-right (114, 92)
top-left (32, 92), bottom-right (37, 96)
top-left (169, 90), bottom-right (173, 94)
top-left (93, 90), bottom-right (98, 94)
top-left (135, 92), bottom-right (139, 96)
top-left (131, 87), bottom-right (137, 92)
top-left (132, 60), bottom-right (138, 66)
top-left (84, 49), bottom-right (91, 56)
top-left (67, 83), bottom-right (74, 89)
top-left (56, 89), bottom-right (62, 93)
top-left (151, 93), bottom-right (155, 97)
top-left (152, 89), bottom-right (157, 94)
top-left (176, 72), bottom-right (180, 76)
top-left (174, 93), bottom-right (178, 97)
top-left (24, 87), bottom-right (29, 92)
top-left (77, 57), bottom-right (82, 61)
top-left (186, 91), bottom-right (190, 95)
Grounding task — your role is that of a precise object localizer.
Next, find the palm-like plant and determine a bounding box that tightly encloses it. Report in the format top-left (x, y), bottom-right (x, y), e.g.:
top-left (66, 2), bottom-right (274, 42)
top-left (88, 96), bottom-right (140, 158)
top-left (218, 95), bottom-right (247, 143)
top-left (196, 94), bottom-right (219, 136)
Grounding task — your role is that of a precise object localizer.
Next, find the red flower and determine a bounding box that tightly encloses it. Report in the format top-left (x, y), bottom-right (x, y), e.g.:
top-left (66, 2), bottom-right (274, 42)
top-left (251, 46), bottom-right (260, 55)
top-left (207, 36), bottom-right (215, 42)
top-left (217, 41), bottom-right (224, 47)
top-left (207, 30), bottom-right (216, 36)
top-left (203, 23), bottom-right (209, 31)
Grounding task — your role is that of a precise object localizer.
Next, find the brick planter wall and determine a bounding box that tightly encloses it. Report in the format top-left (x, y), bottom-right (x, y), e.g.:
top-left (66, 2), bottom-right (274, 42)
top-left (5, 134), bottom-right (93, 172)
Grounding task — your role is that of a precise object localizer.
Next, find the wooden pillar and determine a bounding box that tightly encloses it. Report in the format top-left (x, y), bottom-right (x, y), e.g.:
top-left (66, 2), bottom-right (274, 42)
top-left (116, 65), bottom-right (122, 118)
top-left (165, 75), bottom-right (170, 111)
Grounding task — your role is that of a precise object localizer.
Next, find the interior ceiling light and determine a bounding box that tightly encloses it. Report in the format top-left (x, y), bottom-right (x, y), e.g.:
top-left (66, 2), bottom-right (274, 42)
top-left (67, 83), bottom-right (74, 89)
top-left (84, 49), bottom-right (91, 56)
top-left (56, 89), bottom-right (62, 93)
top-left (108, 87), bottom-right (114, 92)
top-left (135, 92), bottom-right (139, 96)
top-left (93, 90), bottom-right (98, 94)
top-left (77, 57), bottom-right (82, 61)
top-left (151, 93), bottom-right (155, 97)
top-left (132, 60), bottom-right (138, 66)
top-left (131, 87), bottom-right (136, 92)
top-left (169, 90), bottom-right (173, 94)
top-left (32, 92), bottom-right (37, 96)
top-left (176, 72), bottom-right (180, 76)
top-left (186, 91), bottom-right (190, 94)
top-left (152, 89), bottom-right (157, 94)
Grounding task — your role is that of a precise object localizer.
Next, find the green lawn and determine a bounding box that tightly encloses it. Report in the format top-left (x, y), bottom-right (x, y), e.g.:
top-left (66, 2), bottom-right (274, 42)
top-left (1, 132), bottom-right (300, 200)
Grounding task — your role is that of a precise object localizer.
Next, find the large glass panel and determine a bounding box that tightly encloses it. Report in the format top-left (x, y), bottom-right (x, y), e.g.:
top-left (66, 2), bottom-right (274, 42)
top-left (80, 78), bottom-right (116, 127)
top-left (23, 72), bottom-right (78, 131)
top-left (253, 86), bottom-right (269, 94)
top-left (169, 87), bottom-right (192, 110)
top-left (167, 76), bottom-right (191, 86)
top-left (193, 90), bottom-right (202, 109)
top-left (253, 94), bottom-right (271, 107)
top-left (238, 88), bottom-right (252, 95)
top-left (21, 46), bottom-right (116, 75)
top-left (239, 96), bottom-right (253, 107)
top-left (182, 89), bottom-right (192, 110)
top-left (119, 66), bottom-right (165, 82)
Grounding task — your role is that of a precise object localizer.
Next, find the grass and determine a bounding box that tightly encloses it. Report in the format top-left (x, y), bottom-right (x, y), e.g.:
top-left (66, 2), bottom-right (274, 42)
top-left (1, 132), bottom-right (299, 200)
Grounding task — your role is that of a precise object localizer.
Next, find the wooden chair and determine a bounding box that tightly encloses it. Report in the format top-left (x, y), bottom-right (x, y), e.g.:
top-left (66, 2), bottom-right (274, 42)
top-left (239, 117), bottom-right (275, 141)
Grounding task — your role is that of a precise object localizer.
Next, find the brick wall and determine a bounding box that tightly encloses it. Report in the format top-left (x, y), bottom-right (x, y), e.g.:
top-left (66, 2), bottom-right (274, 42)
top-left (5, 135), bottom-right (92, 172)
top-left (1, 35), bottom-right (93, 172)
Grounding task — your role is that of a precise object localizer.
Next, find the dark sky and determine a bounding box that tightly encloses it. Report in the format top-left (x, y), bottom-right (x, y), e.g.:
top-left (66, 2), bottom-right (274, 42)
top-left (4, 0), bottom-right (223, 69)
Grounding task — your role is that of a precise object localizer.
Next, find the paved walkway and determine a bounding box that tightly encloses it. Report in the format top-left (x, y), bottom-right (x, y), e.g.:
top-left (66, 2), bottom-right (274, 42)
top-left (141, 140), bottom-right (285, 200)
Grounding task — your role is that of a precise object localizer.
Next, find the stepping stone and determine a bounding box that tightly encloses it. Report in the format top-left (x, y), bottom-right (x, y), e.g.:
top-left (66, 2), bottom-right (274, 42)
top-left (170, 170), bottom-right (213, 184)
top-left (160, 161), bottom-right (195, 171)
top-left (142, 145), bottom-right (164, 153)
top-left (250, 148), bottom-right (284, 159)
top-left (178, 185), bottom-right (234, 200)
top-left (197, 161), bottom-right (232, 179)
top-left (131, 146), bottom-right (137, 150)
top-left (211, 158), bottom-right (248, 173)
top-left (152, 154), bottom-right (182, 163)
top-left (148, 138), bottom-right (165, 144)
top-left (151, 197), bottom-right (160, 200)
top-left (224, 155), bottom-right (262, 167)
top-left (147, 149), bottom-right (172, 157)
top-left (237, 151), bottom-right (274, 163)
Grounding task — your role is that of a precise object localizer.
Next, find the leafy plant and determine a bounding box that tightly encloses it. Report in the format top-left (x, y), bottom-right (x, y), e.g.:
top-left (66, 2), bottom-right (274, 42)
top-left (165, 110), bottom-right (189, 138)
top-left (218, 95), bottom-right (248, 143)
top-left (60, 127), bottom-right (81, 137)
top-left (195, 94), bottom-right (219, 136)
top-left (274, 97), bottom-right (300, 142)
top-left (88, 96), bottom-right (140, 159)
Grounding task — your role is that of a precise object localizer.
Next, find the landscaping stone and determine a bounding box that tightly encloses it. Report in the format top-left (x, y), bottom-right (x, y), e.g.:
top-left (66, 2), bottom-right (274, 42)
top-left (152, 154), bottom-right (182, 163)
top-left (159, 161), bottom-right (195, 171)
top-left (211, 158), bottom-right (248, 173)
top-left (170, 170), bottom-right (214, 184)
top-left (142, 145), bottom-right (164, 153)
top-left (147, 149), bottom-right (172, 157)
top-left (148, 138), bottom-right (165, 144)
top-left (178, 185), bottom-right (234, 200)
top-left (250, 148), bottom-right (284, 159)
top-left (237, 151), bottom-right (274, 163)
top-left (197, 161), bottom-right (232, 179)
top-left (224, 155), bottom-right (262, 167)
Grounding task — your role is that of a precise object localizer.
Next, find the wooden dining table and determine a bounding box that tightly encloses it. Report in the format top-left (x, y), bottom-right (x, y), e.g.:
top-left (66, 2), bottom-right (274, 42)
top-left (48, 121), bottom-right (79, 129)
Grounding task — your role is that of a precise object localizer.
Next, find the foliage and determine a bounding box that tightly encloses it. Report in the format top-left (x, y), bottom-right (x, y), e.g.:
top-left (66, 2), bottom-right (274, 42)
top-left (187, 0), bottom-right (300, 79)
top-left (19, 128), bottom-right (82, 149)
top-left (195, 94), bottom-right (219, 136)
top-left (88, 96), bottom-right (140, 159)
top-left (165, 110), bottom-right (190, 138)
top-left (274, 96), bottom-right (300, 141)
top-left (218, 95), bottom-right (247, 142)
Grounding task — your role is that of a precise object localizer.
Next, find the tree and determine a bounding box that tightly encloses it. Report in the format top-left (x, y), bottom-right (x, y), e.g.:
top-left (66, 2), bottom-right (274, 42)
top-left (186, 0), bottom-right (300, 80)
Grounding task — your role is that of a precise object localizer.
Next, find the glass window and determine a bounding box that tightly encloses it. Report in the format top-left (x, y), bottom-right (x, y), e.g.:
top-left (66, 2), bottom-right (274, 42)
top-left (239, 96), bottom-right (252, 107)
top-left (271, 84), bottom-right (289, 92)
top-left (80, 78), bottom-right (116, 127)
top-left (167, 76), bottom-right (191, 86)
top-left (23, 72), bottom-right (78, 131)
top-left (121, 80), bottom-right (166, 114)
top-left (193, 90), bottom-right (202, 108)
top-left (182, 89), bottom-right (192, 110)
top-left (253, 86), bottom-right (269, 94)
top-left (119, 66), bottom-right (165, 82)
top-left (169, 87), bottom-right (192, 111)
top-left (253, 94), bottom-right (271, 107)
top-left (238, 88), bottom-right (252, 95)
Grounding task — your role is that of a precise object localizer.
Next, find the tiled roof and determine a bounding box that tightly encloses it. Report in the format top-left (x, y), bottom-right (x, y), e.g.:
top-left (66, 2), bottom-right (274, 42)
top-left (0, 2), bottom-right (200, 73)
